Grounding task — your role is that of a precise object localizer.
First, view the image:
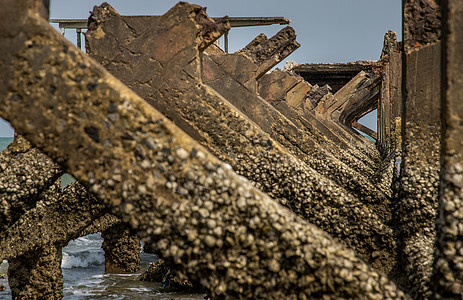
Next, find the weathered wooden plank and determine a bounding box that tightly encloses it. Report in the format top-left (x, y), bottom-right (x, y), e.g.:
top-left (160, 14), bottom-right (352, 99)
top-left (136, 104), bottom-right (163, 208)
top-left (377, 31), bottom-right (402, 155)
top-left (336, 74), bottom-right (381, 129)
top-left (291, 61), bottom-right (375, 93)
top-left (373, 31), bottom-right (403, 202)
top-left (257, 71), bottom-right (380, 178)
top-left (352, 121), bottom-right (377, 140)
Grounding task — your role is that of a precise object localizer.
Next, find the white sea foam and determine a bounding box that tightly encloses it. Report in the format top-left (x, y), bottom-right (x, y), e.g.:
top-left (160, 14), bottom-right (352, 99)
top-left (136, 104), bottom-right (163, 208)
top-left (0, 260), bottom-right (8, 273)
top-left (61, 251), bottom-right (105, 269)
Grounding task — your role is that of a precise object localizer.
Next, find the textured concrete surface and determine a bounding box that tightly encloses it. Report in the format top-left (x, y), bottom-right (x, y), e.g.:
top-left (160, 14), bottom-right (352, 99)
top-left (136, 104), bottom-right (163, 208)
top-left (203, 53), bottom-right (390, 221)
top-left (0, 2), bottom-right (406, 298)
top-left (432, 0), bottom-right (463, 297)
top-left (8, 244), bottom-right (63, 300)
top-left (0, 135), bottom-right (62, 232)
top-left (102, 222), bottom-right (141, 273)
top-left (139, 259), bottom-right (196, 291)
top-left (395, 1), bottom-right (442, 297)
top-left (85, 3), bottom-right (397, 272)
top-left (0, 180), bottom-right (105, 260)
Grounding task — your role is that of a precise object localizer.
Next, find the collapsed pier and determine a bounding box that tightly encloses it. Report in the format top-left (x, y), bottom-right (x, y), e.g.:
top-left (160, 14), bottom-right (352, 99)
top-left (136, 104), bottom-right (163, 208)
top-left (0, 0), bottom-right (462, 299)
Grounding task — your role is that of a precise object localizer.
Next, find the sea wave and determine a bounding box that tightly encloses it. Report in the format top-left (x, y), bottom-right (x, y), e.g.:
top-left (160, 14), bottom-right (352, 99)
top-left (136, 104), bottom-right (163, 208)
top-left (62, 250), bottom-right (105, 269)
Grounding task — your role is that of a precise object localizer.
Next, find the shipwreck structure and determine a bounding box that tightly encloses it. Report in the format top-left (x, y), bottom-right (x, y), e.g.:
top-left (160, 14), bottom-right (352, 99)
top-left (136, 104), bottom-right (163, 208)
top-left (0, 0), bottom-right (462, 299)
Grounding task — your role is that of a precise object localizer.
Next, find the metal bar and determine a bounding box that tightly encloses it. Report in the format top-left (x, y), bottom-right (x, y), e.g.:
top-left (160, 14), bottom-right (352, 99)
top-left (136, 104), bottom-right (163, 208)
top-left (76, 28), bottom-right (81, 49)
top-left (226, 17), bottom-right (290, 27)
top-left (49, 16), bottom-right (290, 30)
top-left (50, 16), bottom-right (290, 53)
top-left (352, 120), bottom-right (377, 140)
top-left (50, 19), bottom-right (87, 29)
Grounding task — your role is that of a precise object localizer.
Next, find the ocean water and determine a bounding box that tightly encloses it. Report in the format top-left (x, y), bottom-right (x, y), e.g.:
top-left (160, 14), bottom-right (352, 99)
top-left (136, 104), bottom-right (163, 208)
top-left (0, 137), bottom-right (13, 152)
top-left (1, 235), bottom-right (205, 299)
top-left (1, 138), bottom-right (204, 299)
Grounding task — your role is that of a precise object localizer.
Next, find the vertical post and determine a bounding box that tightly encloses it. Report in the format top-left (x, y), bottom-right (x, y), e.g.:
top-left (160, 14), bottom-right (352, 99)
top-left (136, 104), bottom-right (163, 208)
top-left (378, 31), bottom-right (402, 170)
top-left (432, 0), bottom-right (463, 297)
top-left (395, 0), bottom-right (442, 298)
top-left (101, 222), bottom-right (141, 273)
top-left (59, 27), bottom-right (65, 35)
top-left (224, 31), bottom-right (229, 53)
top-left (76, 28), bottom-right (81, 49)
top-left (8, 245), bottom-right (63, 300)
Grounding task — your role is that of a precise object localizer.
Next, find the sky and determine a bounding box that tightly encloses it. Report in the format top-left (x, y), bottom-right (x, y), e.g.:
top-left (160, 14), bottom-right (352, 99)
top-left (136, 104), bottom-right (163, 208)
top-left (0, 0), bottom-right (402, 137)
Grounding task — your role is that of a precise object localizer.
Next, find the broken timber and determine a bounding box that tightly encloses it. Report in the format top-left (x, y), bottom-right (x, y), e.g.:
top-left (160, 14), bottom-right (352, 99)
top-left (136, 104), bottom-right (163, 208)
top-left (0, 1), bottom-right (406, 298)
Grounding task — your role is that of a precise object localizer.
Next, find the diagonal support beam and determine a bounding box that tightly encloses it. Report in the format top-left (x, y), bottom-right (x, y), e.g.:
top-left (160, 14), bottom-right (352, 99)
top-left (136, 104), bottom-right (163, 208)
top-left (203, 49), bottom-right (389, 223)
top-left (85, 3), bottom-right (396, 272)
top-left (237, 26), bottom-right (300, 79)
top-left (0, 136), bottom-right (62, 232)
top-left (0, 1), bottom-right (406, 298)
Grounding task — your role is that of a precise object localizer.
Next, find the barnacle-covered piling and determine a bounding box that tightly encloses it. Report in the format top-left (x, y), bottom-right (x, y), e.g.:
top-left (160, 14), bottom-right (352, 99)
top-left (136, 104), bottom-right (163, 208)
top-left (0, 2), bottom-right (406, 298)
top-left (85, 3), bottom-right (397, 270)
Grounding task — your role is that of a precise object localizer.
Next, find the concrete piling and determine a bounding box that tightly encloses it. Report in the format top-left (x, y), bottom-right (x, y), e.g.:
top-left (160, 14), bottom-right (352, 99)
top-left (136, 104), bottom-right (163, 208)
top-left (1, 0), bottom-right (462, 298)
top-left (0, 1), bottom-right (406, 298)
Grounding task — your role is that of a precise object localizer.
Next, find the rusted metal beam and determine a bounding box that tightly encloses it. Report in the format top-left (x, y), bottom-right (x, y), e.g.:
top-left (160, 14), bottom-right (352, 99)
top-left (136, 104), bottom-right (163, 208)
top-left (50, 16), bottom-right (290, 52)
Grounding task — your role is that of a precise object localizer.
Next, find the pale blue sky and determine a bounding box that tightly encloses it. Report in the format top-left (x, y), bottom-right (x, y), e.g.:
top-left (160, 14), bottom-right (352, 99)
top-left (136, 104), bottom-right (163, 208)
top-left (0, 0), bottom-right (401, 136)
